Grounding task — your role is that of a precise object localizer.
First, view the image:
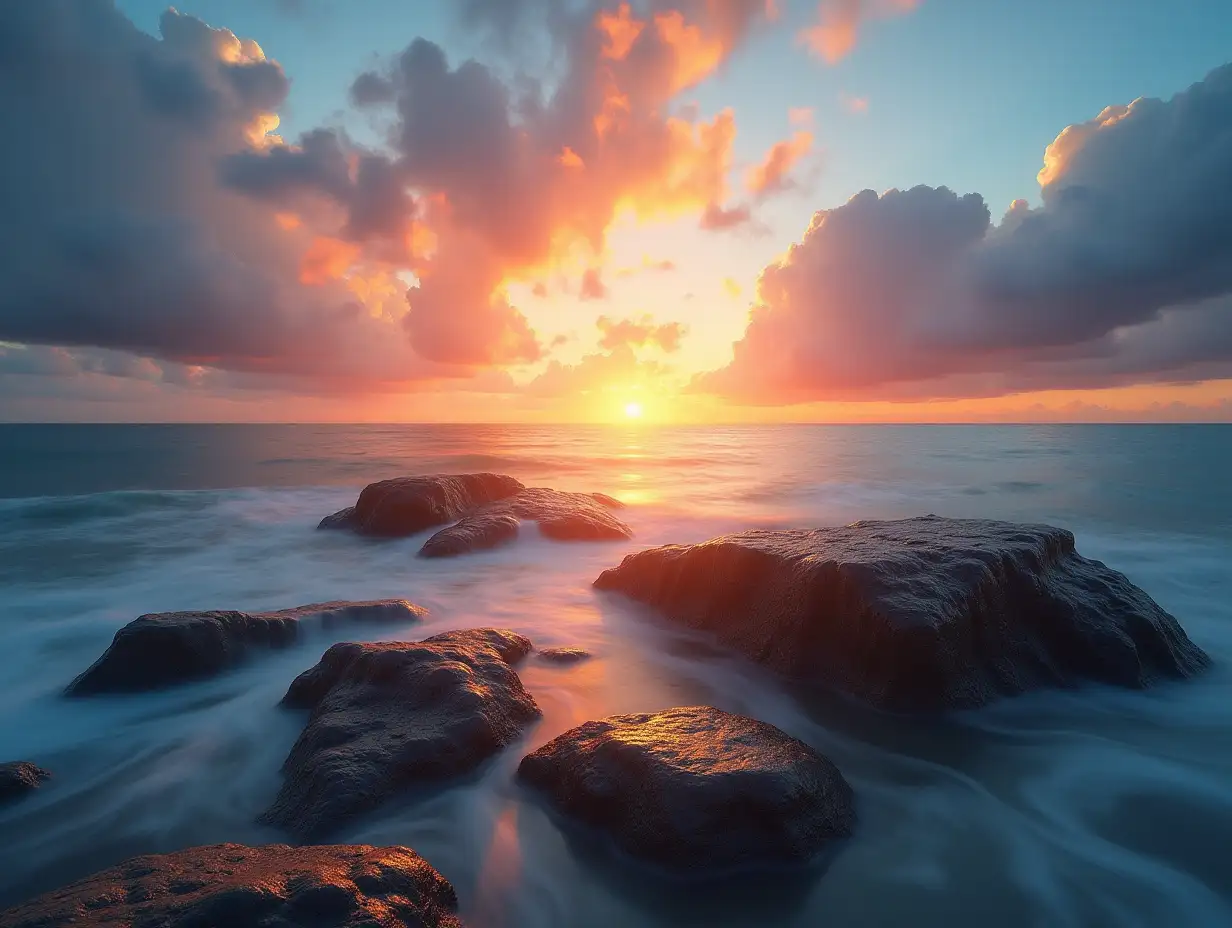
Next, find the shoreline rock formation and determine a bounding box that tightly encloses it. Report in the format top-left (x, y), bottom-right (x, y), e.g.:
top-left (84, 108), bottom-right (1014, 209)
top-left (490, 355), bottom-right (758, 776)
top-left (518, 706), bottom-right (855, 872)
top-left (262, 628), bottom-right (540, 839)
top-left (0, 762), bottom-right (50, 804)
top-left (0, 843), bottom-right (463, 927)
top-left (319, 473), bottom-right (632, 556)
top-left (593, 516), bottom-right (1210, 711)
top-left (66, 600), bottom-right (425, 696)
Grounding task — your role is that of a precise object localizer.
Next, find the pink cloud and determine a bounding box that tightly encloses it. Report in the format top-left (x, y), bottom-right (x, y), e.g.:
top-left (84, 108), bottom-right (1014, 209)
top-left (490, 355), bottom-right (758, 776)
top-left (798, 0), bottom-right (921, 64)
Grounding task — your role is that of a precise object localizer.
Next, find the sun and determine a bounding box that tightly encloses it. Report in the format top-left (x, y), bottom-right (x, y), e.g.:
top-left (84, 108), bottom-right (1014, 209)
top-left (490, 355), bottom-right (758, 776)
top-left (624, 401), bottom-right (643, 419)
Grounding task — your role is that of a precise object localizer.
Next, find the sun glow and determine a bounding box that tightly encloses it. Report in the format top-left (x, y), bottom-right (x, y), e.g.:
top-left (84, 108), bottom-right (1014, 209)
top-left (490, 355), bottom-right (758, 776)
top-left (624, 401), bottom-right (643, 419)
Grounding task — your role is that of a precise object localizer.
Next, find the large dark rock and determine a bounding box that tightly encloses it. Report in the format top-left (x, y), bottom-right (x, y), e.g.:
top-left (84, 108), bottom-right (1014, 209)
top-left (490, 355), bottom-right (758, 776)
top-left (518, 706), bottom-right (855, 873)
top-left (593, 516), bottom-right (1210, 711)
top-left (0, 843), bottom-right (462, 928)
top-left (67, 600), bottom-right (425, 696)
top-left (0, 762), bottom-right (50, 804)
top-left (319, 473), bottom-right (524, 536)
top-left (420, 488), bottom-right (632, 558)
top-left (262, 628), bottom-right (540, 839)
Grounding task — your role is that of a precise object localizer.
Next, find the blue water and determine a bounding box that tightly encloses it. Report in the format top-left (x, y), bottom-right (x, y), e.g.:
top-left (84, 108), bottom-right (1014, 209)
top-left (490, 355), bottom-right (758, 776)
top-left (0, 424), bottom-right (1229, 926)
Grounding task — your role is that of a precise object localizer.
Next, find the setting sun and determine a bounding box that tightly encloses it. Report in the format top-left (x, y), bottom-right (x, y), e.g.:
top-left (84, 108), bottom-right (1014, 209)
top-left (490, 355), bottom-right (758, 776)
top-left (624, 402), bottom-right (643, 419)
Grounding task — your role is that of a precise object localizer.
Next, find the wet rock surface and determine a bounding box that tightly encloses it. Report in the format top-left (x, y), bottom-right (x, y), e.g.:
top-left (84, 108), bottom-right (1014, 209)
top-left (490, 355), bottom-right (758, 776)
top-left (66, 600), bottom-right (425, 696)
top-left (319, 473), bottom-right (524, 536)
top-left (0, 843), bottom-right (462, 928)
top-left (0, 762), bottom-right (50, 803)
top-left (593, 516), bottom-right (1211, 711)
top-left (518, 706), bottom-right (855, 872)
top-left (537, 647), bottom-right (592, 664)
top-left (262, 628), bottom-right (540, 839)
top-left (419, 488), bottom-right (632, 558)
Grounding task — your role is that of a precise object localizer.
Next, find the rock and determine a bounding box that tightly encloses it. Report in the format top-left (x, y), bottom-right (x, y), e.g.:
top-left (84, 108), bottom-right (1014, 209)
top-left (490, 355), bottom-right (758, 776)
top-left (518, 706), bottom-right (855, 872)
top-left (537, 647), bottom-right (592, 664)
top-left (419, 513), bottom-right (521, 558)
top-left (0, 843), bottom-right (462, 927)
top-left (420, 487), bottom-right (632, 558)
top-left (593, 516), bottom-right (1210, 711)
top-left (66, 600), bottom-right (425, 696)
top-left (319, 473), bottom-right (524, 536)
top-left (262, 628), bottom-right (540, 839)
top-left (0, 762), bottom-right (50, 803)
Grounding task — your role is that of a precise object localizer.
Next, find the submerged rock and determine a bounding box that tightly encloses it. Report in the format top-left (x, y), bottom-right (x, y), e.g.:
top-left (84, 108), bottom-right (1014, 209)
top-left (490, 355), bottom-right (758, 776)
top-left (319, 473), bottom-right (524, 536)
top-left (0, 762), bottom-right (50, 803)
top-left (0, 842), bottom-right (462, 928)
top-left (66, 600), bottom-right (425, 696)
top-left (536, 647), bottom-right (592, 664)
top-left (262, 628), bottom-right (540, 839)
top-left (420, 487), bottom-right (632, 558)
top-left (518, 706), bottom-right (855, 872)
top-left (593, 516), bottom-right (1210, 711)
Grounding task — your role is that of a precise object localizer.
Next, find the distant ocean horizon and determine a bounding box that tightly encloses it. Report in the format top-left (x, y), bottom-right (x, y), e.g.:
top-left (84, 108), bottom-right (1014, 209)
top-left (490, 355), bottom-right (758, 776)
top-left (1, 423), bottom-right (1229, 925)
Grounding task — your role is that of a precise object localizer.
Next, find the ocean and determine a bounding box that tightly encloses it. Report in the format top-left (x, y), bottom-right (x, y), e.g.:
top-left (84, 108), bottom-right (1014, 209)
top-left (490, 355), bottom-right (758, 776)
top-left (0, 423), bottom-right (1229, 927)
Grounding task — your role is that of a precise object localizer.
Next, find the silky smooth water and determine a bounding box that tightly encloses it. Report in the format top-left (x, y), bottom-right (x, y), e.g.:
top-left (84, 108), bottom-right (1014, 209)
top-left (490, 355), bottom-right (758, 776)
top-left (0, 424), bottom-right (1229, 927)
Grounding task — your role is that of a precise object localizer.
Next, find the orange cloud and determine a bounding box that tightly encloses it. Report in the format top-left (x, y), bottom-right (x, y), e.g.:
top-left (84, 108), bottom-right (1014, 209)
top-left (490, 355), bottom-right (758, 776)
top-left (299, 237), bottom-right (360, 285)
top-left (799, 0), bottom-right (921, 64)
top-left (558, 146), bottom-right (584, 169)
top-left (597, 315), bottom-right (686, 352)
top-left (274, 211), bottom-right (301, 230)
top-left (746, 130), bottom-right (813, 196)
top-left (597, 3), bottom-right (644, 60)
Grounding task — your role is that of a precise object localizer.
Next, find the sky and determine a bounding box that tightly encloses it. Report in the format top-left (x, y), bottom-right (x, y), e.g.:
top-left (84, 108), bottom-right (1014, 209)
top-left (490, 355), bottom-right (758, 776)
top-left (1, 0), bottom-right (1231, 423)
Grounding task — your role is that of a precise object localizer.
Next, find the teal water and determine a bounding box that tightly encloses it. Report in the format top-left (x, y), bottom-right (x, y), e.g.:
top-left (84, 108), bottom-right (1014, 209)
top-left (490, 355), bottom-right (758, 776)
top-left (0, 424), bottom-right (1229, 926)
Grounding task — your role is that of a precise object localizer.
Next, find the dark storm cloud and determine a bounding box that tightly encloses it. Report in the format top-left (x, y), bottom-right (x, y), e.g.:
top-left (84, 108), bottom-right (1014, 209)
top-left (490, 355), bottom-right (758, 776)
top-left (699, 63), bottom-right (1232, 403)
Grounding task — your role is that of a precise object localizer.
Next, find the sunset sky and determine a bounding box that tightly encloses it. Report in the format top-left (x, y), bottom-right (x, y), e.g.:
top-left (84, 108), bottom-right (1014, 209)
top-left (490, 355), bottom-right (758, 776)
top-left (2, 0), bottom-right (1231, 423)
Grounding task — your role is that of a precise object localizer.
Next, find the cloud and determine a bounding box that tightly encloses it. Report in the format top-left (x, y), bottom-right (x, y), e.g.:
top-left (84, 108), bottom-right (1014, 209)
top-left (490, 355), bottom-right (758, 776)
top-left (580, 268), bottom-right (608, 300)
top-left (0, 2), bottom-right (466, 390)
top-left (746, 130), bottom-right (814, 197)
top-left (798, 0), bottom-right (920, 64)
top-left (788, 106), bottom-right (814, 126)
top-left (524, 343), bottom-right (667, 397)
top-left (0, 0), bottom-right (775, 401)
top-left (700, 202), bottom-right (754, 230)
top-left (596, 315), bottom-right (686, 351)
top-left (698, 63), bottom-right (1232, 404)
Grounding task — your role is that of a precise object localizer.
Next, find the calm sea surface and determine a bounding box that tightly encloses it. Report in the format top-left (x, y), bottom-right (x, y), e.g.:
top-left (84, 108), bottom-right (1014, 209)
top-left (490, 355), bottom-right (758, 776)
top-left (0, 424), bottom-right (1229, 926)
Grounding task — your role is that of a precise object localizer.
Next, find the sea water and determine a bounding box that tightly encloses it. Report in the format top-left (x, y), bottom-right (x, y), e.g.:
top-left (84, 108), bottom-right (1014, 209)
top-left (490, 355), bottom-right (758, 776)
top-left (0, 424), bottom-right (1229, 927)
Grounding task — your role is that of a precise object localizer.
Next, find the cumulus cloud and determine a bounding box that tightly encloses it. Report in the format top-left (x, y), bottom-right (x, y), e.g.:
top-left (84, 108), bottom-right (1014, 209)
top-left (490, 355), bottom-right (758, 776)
top-left (698, 63), bottom-right (1232, 403)
top-left (798, 0), bottom-right (920, 64)
top-left (580, 268), bottom-right (608, 300)
top-left (0, 0), bottom-right (777, 402)
top-left (524, 343), bottom-right (668, 397)
top-left (596, 315), bottom-right (686, 351)
top-left (0, 1), bottom-right (468, 390)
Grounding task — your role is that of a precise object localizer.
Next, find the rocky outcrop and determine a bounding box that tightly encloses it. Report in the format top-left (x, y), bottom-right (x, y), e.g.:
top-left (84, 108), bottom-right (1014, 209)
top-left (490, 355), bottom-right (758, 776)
top-left (0, 762), bottom-right (50, 803)
top-left (593, 516), bottom-right (1210, 711)
top-left (420, 488), bottom-right (631, 558)
top-left (0, 843), bottom-right (462, 928)
top-left (536, 647), bottom-right (591, 664)
top-left (66, 600), bottom-right (425, 696)
top-left (319, 473), bottom-right (524, 536)
top-left (518, 706), bottom-right (855, 872)
top-left (262, 628), bottom-right (540, 839)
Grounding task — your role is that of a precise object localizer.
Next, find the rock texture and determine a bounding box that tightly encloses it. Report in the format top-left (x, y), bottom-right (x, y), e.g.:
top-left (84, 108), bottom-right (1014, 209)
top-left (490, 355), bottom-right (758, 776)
top-left (262, 628), bottom-right (540, 839)
top-left (518, 706), bottom-right (854, 872)
top-left (536, 647), bottom-right (592, 664)
top-left (593, 516), bottom-right (1210, 711)
top-left (0, 762), bottom-right (50, 803)
top-left (420, 488), bottom-right (631, 558)
top-left (319, 473), bottom-right (524, 536)
top-left (0, 843), bottom-right (462, 928)
top-left (67, 600), bottom-right (425, 696)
